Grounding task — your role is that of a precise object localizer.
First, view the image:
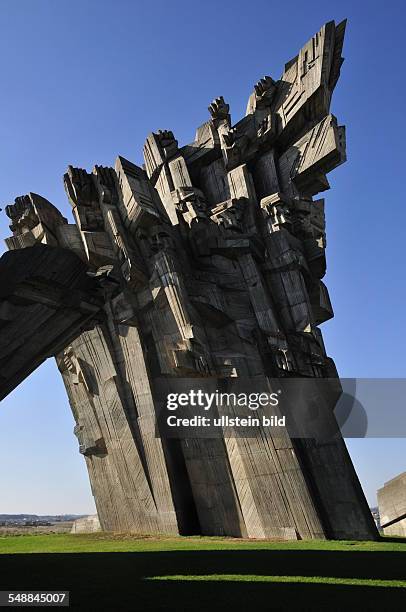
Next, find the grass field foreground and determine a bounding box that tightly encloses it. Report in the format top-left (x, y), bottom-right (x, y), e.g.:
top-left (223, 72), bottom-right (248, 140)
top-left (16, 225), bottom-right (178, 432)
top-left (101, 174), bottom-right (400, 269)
top-left (0, 533), bottom-right (405, 610)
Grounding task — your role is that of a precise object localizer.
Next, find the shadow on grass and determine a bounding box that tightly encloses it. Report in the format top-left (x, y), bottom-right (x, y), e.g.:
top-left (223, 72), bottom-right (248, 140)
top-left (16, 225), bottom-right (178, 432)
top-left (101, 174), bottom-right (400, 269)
top-left (380, 535), bottom-right (406, 544)
top-left (0, 549), bottom-right (405, 610)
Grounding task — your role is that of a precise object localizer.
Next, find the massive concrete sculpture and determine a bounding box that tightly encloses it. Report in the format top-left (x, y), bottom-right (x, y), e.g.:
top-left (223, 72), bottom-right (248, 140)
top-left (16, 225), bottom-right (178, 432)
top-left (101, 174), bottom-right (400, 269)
top-left (378, 472), bottom-right (406, 537)
top-left (0, 20), bottom-right (378, 540)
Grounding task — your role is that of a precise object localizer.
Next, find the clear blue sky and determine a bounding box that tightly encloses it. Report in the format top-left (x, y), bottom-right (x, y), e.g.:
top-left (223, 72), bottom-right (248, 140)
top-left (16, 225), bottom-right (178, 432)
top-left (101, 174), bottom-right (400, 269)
top-left (0, 0), bottom-right (405, 514)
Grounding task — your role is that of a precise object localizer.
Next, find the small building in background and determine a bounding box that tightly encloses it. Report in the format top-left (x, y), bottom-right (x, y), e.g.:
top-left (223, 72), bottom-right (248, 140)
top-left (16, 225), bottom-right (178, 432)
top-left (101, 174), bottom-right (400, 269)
top-left (71, 515), bottom-right (101, 534)
top-left (378, 472), bottom-right (406, 537)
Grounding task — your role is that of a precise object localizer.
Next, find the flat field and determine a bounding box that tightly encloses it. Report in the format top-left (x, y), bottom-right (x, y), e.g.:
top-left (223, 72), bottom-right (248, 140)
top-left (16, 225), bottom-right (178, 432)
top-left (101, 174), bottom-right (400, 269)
top-left (0, 533), bottom-right (405, 610)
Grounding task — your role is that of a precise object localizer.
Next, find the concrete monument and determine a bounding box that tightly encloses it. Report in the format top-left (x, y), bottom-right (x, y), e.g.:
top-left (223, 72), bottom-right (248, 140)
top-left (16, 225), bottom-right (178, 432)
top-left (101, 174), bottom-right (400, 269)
top-left (0, 20), bottom-right (378, 540)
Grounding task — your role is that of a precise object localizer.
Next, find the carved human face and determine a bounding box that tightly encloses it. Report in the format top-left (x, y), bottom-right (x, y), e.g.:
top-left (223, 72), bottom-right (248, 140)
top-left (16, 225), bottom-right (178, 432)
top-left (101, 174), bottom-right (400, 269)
top-left (148, 226), bottom-right (174, 253)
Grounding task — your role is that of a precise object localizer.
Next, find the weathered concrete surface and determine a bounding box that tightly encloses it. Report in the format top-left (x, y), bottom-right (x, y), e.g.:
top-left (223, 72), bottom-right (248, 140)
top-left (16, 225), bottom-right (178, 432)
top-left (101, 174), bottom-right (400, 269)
top-left (378, 472), bottom-right (406, 537)
top-left (0, 244), bottom-right (103, 401)
top-left (0, 20), bottom-right (378, 541)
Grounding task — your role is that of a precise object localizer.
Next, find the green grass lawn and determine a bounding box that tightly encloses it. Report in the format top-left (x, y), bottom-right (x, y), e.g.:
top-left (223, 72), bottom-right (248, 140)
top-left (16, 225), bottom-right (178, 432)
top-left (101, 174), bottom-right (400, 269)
top-left (0, 533), bottom-right (405, 610)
